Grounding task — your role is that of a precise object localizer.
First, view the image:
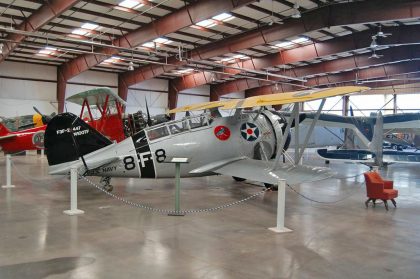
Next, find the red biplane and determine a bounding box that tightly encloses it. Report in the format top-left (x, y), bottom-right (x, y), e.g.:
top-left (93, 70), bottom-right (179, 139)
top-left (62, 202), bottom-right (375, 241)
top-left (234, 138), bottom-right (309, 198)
top-left (0, 87), bottom-right (146, 154)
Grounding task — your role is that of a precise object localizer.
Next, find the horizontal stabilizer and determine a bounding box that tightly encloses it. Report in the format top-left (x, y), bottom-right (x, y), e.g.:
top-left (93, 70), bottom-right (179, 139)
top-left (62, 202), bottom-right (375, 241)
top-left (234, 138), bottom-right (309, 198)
top-left (317, 149), bottom-right (375, 162)
top-left (317, 148), bottom-right (420, 164)
top-left (197, 157), bottom-right (335, 185)
top-left (49, 147), bottom-right (118, 175)
top-left (383, 150), bottom-right (420, 163)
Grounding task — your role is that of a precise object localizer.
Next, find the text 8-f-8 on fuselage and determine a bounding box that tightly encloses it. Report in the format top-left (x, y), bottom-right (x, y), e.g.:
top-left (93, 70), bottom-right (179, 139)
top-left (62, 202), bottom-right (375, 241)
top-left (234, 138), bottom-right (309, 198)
top-left (92, 111), bottom-right (286, 179)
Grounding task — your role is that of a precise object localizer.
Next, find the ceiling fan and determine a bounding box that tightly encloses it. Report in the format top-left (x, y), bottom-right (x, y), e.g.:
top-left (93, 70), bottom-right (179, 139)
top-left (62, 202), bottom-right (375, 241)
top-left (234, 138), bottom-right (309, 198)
top-left (369, 49), bottom-right (383, 59)
top-left (375, 25), bottom-right (392, 38)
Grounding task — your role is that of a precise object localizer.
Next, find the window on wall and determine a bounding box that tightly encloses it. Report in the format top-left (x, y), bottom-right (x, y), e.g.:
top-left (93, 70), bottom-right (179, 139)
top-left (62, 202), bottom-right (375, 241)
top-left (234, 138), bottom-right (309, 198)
top-left (348, 94), bottom-right (394, 116)
top-left (303, 96), bottom-right (343, 115)
top-left (396, 94), bottom-right (420, 113)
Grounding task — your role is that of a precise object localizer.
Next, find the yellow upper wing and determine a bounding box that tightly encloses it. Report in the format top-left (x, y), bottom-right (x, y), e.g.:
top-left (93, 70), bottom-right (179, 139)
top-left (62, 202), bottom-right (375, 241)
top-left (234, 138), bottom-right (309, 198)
top-left (169, 86), bottom-right (369, 113)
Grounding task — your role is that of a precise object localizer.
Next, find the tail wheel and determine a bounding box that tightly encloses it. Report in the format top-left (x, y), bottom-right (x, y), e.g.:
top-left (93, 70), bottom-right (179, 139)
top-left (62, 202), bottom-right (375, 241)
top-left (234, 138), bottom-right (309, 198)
top-left (264, 183), bottom-right (278, 191)
top-left (103, 184), bottom-right (113, 192)
top-left (233, 176), bottom-right (246, 182)
top-left (100, 176), bottom-right (113, 192)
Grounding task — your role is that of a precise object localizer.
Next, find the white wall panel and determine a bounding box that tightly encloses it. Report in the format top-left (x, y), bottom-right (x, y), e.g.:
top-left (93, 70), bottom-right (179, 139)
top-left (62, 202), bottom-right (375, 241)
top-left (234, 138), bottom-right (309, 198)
top-left (221, 91), bottom-right (244, 99)
top-left (0, 61), bottom-right (56, 80)
top-left (180, 85), bottom-right (210, 96)
top-left (126, 78), bottom-right (169, 115)
top-left (0, 62), bottom-right (57, 117)
top-left (67, 70), bottom-right (117, 87)
top-left (0, 62), bottom-right (249, 120)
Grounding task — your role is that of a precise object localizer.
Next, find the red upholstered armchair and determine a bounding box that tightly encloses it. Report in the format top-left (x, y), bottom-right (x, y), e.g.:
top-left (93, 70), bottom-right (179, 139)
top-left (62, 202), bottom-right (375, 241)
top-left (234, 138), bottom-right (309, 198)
top-left (363, 171), bottom-right (398, 210)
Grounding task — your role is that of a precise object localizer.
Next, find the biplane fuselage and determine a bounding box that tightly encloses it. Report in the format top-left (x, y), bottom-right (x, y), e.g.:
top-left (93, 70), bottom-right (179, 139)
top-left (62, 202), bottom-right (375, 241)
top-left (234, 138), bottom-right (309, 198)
top-left (49, 111), bottom-right (284, 178)
top-left (45, 86), bottom-right (368, 186)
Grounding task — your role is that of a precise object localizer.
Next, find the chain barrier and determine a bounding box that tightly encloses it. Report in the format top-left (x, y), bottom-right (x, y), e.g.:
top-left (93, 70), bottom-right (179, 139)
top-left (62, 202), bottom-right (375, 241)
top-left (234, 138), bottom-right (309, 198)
top-left (286, 171), bottom-right (366, 204)
top-left (286, 181), bottom-right (365, 204)
top-left (6, 153), bottom-right (367, 209)
top-left (332, 172), bottom-right (366, 180)
top-left (10, 160), bottom-right (67, 186)
top-left (80, 174), bottom-right (268, 215)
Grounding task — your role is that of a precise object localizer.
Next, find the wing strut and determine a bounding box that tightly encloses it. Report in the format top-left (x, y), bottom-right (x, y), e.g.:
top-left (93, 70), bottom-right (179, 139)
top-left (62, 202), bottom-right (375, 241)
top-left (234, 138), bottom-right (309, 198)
top-left (294, 103), bottom-right (301, 165)
top-left (296, 98), bottom-right (326, 164)
top-left (272, 103), bottom-right (300, 170)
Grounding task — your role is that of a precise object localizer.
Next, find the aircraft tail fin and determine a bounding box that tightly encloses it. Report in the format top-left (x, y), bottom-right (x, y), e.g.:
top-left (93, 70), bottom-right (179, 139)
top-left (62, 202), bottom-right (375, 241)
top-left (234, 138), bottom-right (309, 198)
top-left (44, 112), bottom-right (112, 166)
top-left (0, 121), bottom-right (11, 136)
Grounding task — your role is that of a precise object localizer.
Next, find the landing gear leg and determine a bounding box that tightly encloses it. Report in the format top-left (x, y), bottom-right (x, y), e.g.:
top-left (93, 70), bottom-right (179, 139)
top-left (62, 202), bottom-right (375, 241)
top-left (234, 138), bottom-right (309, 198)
top-left (100, 176), bottom-right (113, 192)
top-left (232, 176), bottom-right (246, 182)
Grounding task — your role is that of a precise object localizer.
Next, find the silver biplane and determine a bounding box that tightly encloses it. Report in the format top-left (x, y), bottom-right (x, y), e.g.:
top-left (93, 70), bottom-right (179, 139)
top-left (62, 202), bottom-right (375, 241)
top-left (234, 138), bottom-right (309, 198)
top-left (44, 86), bottom-right (368, 191)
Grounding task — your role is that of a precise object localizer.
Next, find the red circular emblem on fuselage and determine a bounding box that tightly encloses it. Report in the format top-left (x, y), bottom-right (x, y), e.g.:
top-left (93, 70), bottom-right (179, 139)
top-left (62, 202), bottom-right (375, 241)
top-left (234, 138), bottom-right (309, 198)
top-left (214, 126), bottom-right (231, 141)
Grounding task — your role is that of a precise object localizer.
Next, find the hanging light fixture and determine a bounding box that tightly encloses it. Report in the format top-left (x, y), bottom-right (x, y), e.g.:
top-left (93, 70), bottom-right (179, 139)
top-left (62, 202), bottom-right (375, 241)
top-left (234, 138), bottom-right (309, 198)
top-left (128, 61), bottom-right (134, 71)
top-left (370, 36), bottom-right (379, 49)
top-left (291, 2), bottom-right (301, 19)
top-left (369, 49), bottom-right (383, 59)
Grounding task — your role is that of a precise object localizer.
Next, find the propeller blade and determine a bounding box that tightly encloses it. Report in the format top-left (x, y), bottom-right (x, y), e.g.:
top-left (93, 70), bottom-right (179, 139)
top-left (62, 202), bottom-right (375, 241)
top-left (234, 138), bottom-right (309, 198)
top-left (145, 97), bottom-right (152, 126)
top-left (33, 106), bottom-right (51, 124)
top-left (33, 106), bottom-right (42, 115)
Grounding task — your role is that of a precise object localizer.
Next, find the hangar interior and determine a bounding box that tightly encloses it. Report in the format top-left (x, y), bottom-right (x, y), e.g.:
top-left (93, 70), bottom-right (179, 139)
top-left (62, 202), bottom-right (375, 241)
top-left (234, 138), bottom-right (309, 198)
top-left (0, 0), bottom-right (420, 278)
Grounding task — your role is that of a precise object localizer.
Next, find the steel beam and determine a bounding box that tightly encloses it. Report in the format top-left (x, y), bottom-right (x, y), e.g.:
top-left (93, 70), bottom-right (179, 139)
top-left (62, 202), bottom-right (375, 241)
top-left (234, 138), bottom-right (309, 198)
top-left (246, 60), bottom-right (420, 95)
top-left (0, 0), bottom-right (80, 62)
top-left (218, 45), bottom-right (420, 97)
top-left (166, 23), bottom-right (420, 96)
top-left (59, 0), bottom-right (255, 81)
top-left (210, 26), bottom-right (420, 96)
top-left (57, 67), bottom-right (67, 113)
top-left (121, 0), bottom-right (420, 90)
top-left (118, 75), bottom-right (129, 103)
top-left (168, 80), bottom-right (178, 119)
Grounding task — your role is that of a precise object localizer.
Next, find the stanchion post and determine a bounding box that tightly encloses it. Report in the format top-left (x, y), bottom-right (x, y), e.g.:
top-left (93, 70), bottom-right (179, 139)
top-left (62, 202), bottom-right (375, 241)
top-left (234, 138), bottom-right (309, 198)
top-left (166, 157), bottom-right (188, 216)
top-left (40, 149), bottom-right (45, 158)
top-left (63, 167), bottom-right (84, 216)
top-left (2, 154), bottom-right (15, 189)
top-left (175, 162), bottom-right (181, 213)
top-left (269, 179), bottom-right (292, 233)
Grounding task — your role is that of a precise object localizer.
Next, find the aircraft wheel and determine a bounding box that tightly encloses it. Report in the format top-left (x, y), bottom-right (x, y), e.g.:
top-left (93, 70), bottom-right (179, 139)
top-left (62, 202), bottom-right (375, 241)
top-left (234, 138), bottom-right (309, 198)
top-left (103, 184), bottom-right (113, 192)
top-left (264, 183), bottom-right (278, 191)
top-left (232, 176), bottom-right (246, 182)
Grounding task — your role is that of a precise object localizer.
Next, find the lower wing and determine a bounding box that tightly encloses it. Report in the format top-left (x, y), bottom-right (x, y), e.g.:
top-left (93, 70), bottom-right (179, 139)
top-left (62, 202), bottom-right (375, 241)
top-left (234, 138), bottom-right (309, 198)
top-left (191, 157), bottom-right (335, 185)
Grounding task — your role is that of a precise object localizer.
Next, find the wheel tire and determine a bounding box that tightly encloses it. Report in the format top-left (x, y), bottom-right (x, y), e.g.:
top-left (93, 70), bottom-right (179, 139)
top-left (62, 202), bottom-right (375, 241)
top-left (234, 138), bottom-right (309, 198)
top-left (232, 176), bottom-right (246, 182)
top-left (264, 183), bottom-right (278, 191)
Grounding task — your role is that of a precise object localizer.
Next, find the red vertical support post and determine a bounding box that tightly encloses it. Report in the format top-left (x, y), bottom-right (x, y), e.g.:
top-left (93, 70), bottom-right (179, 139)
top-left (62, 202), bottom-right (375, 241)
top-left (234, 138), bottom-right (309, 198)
top-left (57, 67), bottom-right (67, 113)
top-left (168, 80), bottom-right (179, 120)
top-left (118, 74), bottom-right (129, 111)
top-left (209, 85), bottom-right (220, 102)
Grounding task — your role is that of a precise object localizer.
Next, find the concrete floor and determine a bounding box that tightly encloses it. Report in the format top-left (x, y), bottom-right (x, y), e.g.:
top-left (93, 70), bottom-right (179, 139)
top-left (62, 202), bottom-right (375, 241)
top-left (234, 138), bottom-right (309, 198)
top-left (1, 154), bottom-right (420, 279)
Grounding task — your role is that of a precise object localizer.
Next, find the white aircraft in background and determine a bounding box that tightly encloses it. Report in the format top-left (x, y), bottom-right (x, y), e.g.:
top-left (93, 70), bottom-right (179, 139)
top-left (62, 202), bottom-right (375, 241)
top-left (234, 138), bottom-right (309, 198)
top-left (301, 112), bottom-right (420, 166)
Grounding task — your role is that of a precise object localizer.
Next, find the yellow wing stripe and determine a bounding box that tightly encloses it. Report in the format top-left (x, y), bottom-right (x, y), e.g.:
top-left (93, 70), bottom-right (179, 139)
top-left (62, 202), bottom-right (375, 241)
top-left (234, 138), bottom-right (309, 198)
top-left (169, 86), bottom-right (369, 113)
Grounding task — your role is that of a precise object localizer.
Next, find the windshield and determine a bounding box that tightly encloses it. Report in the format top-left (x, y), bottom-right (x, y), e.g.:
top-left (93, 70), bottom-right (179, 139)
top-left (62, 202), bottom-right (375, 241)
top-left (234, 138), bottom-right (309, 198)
top-left (144, 114), bottom-right (211, 141)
